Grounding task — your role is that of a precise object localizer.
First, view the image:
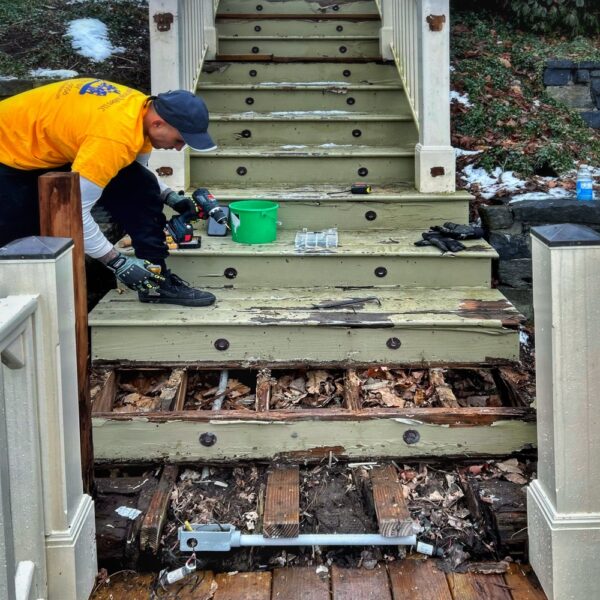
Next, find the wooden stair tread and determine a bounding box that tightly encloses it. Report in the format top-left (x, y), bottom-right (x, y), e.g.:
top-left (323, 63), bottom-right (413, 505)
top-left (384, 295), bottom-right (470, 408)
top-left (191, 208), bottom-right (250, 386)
top-left (191, 144), bottom-right (414, 157)
top-left (217, 13), bottom-right (381, 20)
top-left (187, 184), bottom-right (471, 202)
top-left (210, 111), bottom-right (411, 121)
top-left (201, 82), bottom-right (401, 90)
top-left (89, 286), bottom-right (522, 329)
top-left (160, 229), bottom-right (497, 258)
top-left (218, 34), bottom-right (380, 40)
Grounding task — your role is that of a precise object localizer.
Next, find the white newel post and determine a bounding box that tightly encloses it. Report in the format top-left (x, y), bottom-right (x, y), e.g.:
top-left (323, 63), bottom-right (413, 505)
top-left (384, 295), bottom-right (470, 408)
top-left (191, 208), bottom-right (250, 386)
top-left (378, 0), bottom-right (393, 61)
top-left (528, 224), bottom-right (600, 600)
top-left (0, 237), bottom-right (97, 600)
top-left (149, 0), bottom-right (189, 190)
top-left (415, 0), bottom-right (455, 193)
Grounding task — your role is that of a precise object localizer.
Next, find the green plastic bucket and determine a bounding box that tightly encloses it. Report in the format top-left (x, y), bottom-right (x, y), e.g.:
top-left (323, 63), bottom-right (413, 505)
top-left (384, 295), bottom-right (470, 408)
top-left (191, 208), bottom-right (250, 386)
top-left (229, 200), bottom-right (279, 244)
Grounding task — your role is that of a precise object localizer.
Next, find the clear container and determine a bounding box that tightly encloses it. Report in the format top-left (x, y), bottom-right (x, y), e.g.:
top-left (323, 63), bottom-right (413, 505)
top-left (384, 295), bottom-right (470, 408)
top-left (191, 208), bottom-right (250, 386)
top-left (294, 227), bottom-right (338, 252)
top-left (576, 165), bottom-right (594, 201)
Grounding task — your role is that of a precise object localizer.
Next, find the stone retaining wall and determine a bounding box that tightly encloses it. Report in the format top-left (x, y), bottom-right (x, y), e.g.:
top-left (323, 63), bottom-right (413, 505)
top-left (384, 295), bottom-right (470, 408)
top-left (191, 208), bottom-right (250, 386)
top-left (544, 60), bottom-right (600, 128)
top-left (479, 198), bottom-right (600, 321)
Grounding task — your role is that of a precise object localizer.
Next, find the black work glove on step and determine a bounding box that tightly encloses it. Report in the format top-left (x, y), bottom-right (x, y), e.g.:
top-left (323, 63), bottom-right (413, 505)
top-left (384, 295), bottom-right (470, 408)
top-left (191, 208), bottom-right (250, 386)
top-left (415, 232), bottom-right (466, 253)
top-left (431, 222), bottom-right (484, 240)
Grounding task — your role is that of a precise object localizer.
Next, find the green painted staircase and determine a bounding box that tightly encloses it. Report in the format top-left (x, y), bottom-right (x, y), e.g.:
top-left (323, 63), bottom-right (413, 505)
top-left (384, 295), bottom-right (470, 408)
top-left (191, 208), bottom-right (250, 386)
top-left (89, 0), bottom-right (522, 366)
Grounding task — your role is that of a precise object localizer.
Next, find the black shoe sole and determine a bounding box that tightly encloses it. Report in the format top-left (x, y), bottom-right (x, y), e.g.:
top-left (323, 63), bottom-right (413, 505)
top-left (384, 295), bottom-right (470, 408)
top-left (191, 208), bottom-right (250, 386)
top-left (138, 295), bottom-right (216, 307)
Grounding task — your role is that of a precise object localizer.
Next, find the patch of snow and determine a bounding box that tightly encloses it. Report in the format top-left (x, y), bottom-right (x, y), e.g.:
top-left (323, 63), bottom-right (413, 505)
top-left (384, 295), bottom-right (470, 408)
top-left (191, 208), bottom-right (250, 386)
top-left (30, 68), bottom-right (79, 79)
top-left (509, 187), bottom-right (572, 203)
top-left (450, 65), bottom-right (456, 72)
top-left (454, 147), bottom-right (482, 157)
top-left (65, 18), bottom-right (125, 62)
top-left (519, 329), bottom-right (529, 346)
top-left (0, 75), bottom-right (17, 81)
top-left (115, 506), bottom-right (142, 520)
top-left (461, 165), bottom-right (527, 199)
top-left (450, 90), bottom-right (472, 107)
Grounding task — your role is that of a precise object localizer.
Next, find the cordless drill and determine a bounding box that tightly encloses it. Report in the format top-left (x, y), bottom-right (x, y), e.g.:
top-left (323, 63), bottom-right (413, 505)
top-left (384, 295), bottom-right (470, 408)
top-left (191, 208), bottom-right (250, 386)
top-left (165, 188), bottom-right (228, 249)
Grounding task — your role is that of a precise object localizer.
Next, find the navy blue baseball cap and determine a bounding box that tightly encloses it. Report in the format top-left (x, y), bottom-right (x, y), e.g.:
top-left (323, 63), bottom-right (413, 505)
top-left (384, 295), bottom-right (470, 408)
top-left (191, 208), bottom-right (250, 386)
top-left (152, 90), bottom-right (217, 152)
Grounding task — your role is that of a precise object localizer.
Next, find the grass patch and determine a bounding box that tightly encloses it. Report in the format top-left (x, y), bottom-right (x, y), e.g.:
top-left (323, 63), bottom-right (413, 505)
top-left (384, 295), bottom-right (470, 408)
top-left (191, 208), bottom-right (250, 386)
top-left (451, 9), bottom-right (600, 177)
top-left (0, 0), bottom-right (149, 91)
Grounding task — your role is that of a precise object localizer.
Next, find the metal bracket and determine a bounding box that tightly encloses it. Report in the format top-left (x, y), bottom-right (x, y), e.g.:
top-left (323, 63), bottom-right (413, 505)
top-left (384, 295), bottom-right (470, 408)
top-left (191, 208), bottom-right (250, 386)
top-left (180, 524), bottom-right (239, 552)
top-left (154, 12), bottom-right (174, 32)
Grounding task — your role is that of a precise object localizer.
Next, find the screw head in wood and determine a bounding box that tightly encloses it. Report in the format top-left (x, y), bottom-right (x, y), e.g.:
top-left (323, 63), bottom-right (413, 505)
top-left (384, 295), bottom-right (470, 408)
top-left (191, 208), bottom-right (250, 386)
top-left (199, 432), bottom-right (217, 447)
top-left (237, 166), bottom-right (247, 176)
top-left (358, 167), bottom-right (368, 177)
top-left (386, 337), bottom-right (401, 350)
top-left (352, 129), bottom-right (362, 137)
top-left (403, 429), bottom-right (420, 444)
top-left (252, 46), bottom-right (260, 54)
top-left (339, 46), bottom-right (347, 54)
top-left (249, 69), bottom-right (257, 77)
top-left (333, 4), bottom-right (340, 10)
top-left (343, 69), bottom-right (351, 77)
top-left (241, 129), bottom-right (252, 138)
top-left (245, 97), bottom-right (255, 105)
top-left (375, 266), bottom-right (387, 278)
top-left (256, 4), bottom-right (263, 11)
top-left (337, 25), bottom-right (343, 32)
top-left (347, 97), bottom-right (355, 105)
top-left (255, 25), bottom-right (262, 32)
top-left (224, 268), bottom-right (238, 279)
top-left (214, 338), bottom-right (230, 351)
top-left (365, 210), bottom-right (377, 221)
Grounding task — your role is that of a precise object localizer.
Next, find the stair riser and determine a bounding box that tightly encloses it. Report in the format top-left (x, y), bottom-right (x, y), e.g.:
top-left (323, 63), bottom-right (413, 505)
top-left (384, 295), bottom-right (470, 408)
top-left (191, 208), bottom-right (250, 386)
top-left (200, 88), bottom-right (408, 114)
top-left (201, 61), bottom-right (397, 84)
top-left (91, 325), bottom-right (519, 364)
top-left (210, 119), bottom-right (417, 146)
top-left (191, 155), bottom-right (414, 185)
top-left (217, 19), bottom-right (381, 36)
top-left (214, 199), bottom-right (468, 231)
top-left (167, 255), bottom-right (491, 289)
top-left (218, 0), bottom-right (378, 15)
top-left (218, 38), bottom-right (380, 58)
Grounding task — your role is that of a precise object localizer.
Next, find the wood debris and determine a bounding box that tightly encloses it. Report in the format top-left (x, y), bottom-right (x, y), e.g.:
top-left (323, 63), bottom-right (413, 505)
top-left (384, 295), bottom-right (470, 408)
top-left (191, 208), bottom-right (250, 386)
top-left (184, 370), bottom-right (256, 410)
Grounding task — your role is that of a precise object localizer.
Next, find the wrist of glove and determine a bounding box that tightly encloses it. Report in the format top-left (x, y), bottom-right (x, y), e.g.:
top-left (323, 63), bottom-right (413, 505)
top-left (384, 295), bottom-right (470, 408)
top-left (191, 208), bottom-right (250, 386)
top-left (106, 254), bottom-right (164, 292)
top-left (163, 190), bottom-right (205, 220)
top-left (431, 222), bottom-right (484, 240)
top-left (415, 232), bottom-right (466, 254)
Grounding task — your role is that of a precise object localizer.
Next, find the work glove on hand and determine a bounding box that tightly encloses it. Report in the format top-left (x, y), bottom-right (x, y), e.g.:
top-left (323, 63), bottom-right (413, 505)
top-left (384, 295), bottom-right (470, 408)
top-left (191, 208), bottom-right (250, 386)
top-left (163, 190), bottom-right (204, 221)
top-left (431, 222), bottom-right (484, 240)
top-left (415, 232), bottom-right (466, 253)
top-left (106, 254), bottom-right (165, 292)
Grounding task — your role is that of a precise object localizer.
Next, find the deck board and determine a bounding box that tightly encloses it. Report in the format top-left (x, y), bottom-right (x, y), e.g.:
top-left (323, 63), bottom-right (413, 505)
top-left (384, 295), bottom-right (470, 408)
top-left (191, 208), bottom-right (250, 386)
top-left (504, 564), bottom-right (547, 599)
top-left (214, 571), bottom-right (272, 599)
top-left (332, 565), bottom-right (392, 599)
top-left (446, 572), bottom-right (512, 600)
top-left (271, 567), bottom-right (330, 599)
top-left (388, 559), bottom-right (452, 600)
top-left (263, 466), bottom-right (300, 538)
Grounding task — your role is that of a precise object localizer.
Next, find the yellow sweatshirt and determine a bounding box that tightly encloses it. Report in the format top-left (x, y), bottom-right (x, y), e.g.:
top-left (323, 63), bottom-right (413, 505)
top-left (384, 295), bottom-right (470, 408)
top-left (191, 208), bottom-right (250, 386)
top-left (0, 78), bottom-right (152, 187)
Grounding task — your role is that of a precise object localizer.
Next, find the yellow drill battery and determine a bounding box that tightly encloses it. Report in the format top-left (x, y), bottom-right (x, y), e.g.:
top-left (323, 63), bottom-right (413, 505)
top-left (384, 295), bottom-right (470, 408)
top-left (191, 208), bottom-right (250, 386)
top-left (351, 183), bottom-right (372, 194)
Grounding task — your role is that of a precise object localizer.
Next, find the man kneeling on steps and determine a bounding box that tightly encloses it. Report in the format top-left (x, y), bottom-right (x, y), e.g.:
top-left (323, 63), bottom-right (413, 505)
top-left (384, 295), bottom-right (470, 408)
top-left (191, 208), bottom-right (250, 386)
top-left (0, 77), bottom-right (217, 307)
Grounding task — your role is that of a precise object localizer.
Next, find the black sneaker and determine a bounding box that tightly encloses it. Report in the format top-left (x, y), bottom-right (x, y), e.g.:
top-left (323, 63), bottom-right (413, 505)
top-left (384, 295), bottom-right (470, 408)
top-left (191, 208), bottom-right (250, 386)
top-left (138, 271), bottom-right (216, 307)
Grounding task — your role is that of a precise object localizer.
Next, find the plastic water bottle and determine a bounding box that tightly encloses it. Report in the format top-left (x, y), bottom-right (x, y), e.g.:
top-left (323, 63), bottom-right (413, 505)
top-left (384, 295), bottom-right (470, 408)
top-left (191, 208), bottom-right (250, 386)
top-left (576, 165), bottom-right (594, 201)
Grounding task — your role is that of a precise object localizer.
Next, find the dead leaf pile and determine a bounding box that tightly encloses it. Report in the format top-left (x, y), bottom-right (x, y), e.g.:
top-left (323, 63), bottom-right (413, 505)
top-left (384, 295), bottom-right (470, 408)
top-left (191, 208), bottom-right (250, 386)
top-left (270, 370), bottom-right (344, 409)
top-left (112, 370), bottom-right (170, 413)
top-left (184, 371), bottom-right (255, 410)
top-left (445, 369), bottom-right (502, 407)
top-left (358, 367), bottom-right (436, 408)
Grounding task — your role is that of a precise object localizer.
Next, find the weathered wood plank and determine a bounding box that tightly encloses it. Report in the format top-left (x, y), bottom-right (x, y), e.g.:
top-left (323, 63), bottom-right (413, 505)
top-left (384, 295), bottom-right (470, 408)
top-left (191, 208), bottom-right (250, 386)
top-left (93, 415), bottom-right (536, 463)
top-left (214, 571), bottom-right (271, 599)
top-left (429, 368), bottom-right (460, 408)
top-left (256, 368), bottom-right (273, 412)
top-left (263, 466), bottom-right (299, 538)
top-left (272, 567), bottom-right (330, 600)
top-left (173, 369), bottom-right (188, 411)
top-left (92, 369), bottom-right (116, 413)
top-left (160, 570), bottom-right (217, 599)
top-left (370, 465), bottom-right (413, 537)
top-left (217, 13), bottom-right (381, 19)
top-left (159, 368), bottom-right (186, 411)
top-left (344, 369), bottom-right (362, 410)
top-left (139, 465), bottom-right (178, 553)
top-left (332, 565), bottom-right (392, 599)
top-left (446, 572), bottom-right (512, 600)
top-left (39, 171), bottom-right (93, 493)
top-left (388, 559), bottom-right (452, 600)
top-left (504, 564), bottom-right (547, 599)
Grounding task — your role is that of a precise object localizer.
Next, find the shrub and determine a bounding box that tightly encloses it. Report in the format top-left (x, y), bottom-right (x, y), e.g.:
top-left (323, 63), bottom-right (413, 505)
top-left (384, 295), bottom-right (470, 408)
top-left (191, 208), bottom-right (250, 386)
top-left (499, 0), bottom-right (599, 35)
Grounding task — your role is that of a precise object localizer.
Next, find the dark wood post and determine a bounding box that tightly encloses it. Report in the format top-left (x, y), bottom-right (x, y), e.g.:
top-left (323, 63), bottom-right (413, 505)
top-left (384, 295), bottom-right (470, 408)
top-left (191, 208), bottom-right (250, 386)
top-left (38, 172), bottom-right (94, 494)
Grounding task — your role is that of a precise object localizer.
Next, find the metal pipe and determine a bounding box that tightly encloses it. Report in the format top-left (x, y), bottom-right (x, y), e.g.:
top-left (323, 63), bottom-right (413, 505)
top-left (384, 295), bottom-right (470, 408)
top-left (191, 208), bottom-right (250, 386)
top-left (201, 369), bottom-right (230, 480)
top-left (237, 533), bottom-right (417, 547)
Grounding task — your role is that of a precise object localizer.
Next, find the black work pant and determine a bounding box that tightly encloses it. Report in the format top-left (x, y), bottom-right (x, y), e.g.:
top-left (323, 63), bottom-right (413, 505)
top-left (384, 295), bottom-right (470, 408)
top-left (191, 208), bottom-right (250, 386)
top-left (0, 161), bottom-right (169, 265)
